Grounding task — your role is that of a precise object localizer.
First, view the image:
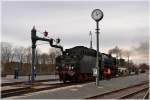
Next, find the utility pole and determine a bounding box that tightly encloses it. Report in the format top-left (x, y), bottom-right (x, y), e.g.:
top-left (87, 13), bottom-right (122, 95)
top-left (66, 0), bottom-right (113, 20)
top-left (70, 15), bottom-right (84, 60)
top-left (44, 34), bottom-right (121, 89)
top-left (96, 21), bottom-right (100, 86)
top-left (127, 54), bottom-right (130, 73)
top-left (114, 46), bottom-right (118, 67)
top-left (91, 9), bottom-right (104, 86)
top-left (89, 31), bottom-right (93, 49)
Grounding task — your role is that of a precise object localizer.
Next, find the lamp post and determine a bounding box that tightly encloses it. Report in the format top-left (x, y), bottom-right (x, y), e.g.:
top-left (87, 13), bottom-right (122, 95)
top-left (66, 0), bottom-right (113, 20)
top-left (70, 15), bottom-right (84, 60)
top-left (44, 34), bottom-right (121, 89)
top-left (91, 9), bottom-right (103, 86)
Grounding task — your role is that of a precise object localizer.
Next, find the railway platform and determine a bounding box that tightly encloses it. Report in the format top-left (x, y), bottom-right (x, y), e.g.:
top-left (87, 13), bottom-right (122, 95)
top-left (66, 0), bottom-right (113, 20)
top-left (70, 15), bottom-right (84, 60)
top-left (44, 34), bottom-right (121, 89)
top-left (1, 74), bottom-right (59, 84)
top-left (6, 73), bottom-right (149, 99)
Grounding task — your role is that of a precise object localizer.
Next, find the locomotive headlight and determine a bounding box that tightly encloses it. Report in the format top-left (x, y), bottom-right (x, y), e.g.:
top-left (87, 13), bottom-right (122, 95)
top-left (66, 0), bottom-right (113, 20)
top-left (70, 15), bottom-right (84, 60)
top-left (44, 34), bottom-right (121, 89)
top-left (56, 66), bottom-right (58, 69)
top-left (69, 66), bottom-right (72, 70)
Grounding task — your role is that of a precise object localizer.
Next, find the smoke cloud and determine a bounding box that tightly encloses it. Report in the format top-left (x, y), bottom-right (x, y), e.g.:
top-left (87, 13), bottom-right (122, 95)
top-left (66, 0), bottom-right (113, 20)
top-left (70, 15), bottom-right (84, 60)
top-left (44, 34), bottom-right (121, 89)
top-left (132, 42), bottom-right (149, 58)
top-left (108, 41), bottom-right (149, 64)
top-left (108, 46), bottom-right (121, 55)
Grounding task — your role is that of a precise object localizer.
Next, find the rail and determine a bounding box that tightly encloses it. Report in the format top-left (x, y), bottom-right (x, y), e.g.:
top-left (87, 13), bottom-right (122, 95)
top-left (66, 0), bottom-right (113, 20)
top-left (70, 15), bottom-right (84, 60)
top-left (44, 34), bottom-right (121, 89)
top-left (85, 82), bottom-right (149, 99)
top-left (142, 88), bottom-right (149, 99)
top-left (2, 81), bottom-right (93, 98)
top-left (2, 79), bottom-right (59, 86)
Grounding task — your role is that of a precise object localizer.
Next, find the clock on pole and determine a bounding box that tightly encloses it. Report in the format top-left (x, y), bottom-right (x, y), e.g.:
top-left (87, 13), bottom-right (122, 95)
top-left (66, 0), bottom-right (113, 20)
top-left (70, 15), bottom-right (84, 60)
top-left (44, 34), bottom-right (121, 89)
top-left (91, 9), bottom-right (103, 86)
top-left (91, 9), bottom-right (103, 22)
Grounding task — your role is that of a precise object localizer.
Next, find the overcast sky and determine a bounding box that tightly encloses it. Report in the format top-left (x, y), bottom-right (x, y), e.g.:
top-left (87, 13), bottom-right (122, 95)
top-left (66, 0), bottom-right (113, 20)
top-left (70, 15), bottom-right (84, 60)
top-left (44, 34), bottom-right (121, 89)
top-left (1, 1), bottom-right (149, 64)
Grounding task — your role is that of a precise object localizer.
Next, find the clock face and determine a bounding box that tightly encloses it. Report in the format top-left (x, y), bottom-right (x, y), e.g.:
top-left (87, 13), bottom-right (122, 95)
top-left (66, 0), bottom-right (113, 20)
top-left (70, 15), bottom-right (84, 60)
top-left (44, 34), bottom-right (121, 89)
top-left (91, 9), bottom-right (103, 21)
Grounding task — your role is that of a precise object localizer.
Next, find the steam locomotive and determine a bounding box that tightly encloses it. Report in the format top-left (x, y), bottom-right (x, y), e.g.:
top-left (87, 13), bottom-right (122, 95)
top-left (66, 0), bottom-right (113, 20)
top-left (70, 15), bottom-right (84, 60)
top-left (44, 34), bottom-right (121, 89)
top-left (56, 46), bottom-right (117, 83)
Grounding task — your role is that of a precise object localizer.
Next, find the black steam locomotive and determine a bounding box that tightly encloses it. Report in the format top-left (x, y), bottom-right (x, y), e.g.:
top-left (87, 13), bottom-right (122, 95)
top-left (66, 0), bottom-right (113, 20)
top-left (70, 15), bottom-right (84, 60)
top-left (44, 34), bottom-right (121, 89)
top-left (56, 46), bottom-right (117, 83)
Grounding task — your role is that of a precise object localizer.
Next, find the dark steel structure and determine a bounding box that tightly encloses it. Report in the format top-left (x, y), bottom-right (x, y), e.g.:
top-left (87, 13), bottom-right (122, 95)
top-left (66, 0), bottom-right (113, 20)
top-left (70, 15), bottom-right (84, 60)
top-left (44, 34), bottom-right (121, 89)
top-left (31, 26), bottom-right (63, 83)
top-left (56, 46), bottom-right (117, 83)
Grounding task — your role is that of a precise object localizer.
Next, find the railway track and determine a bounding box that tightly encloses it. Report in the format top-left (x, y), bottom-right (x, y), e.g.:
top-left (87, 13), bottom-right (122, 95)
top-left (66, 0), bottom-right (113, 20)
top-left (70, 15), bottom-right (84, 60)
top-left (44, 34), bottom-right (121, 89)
top-left (120, 87), bottom-right (149, 99)
top-left (86, 82), bottom-right (149, 99)
top-left (2, 79), bottom-right (59, 86)
top-left (2, 81), bottom-right (92, 98)
top-left (143, 88), bottom-right (149, 99)
top-left (122, 88), bottom-right (149, 99)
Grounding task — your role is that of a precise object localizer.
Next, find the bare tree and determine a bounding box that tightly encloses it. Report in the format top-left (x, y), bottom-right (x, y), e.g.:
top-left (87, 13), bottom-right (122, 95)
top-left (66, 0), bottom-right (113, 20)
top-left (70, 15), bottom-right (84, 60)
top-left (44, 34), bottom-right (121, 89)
top-left (39, 53), bottom-right (49, 64)
top-left (49, 48), bottom-right (61, 64)
top-left (9, 47), bottom-right (19, 63)
top-left (121, 50), bottom-right (131, 68)
top-left (24, 47), bottom-right (32, 64)
top-left (35, 48), bottom-right (41, 65)
top-left (49, 52), bottom-right (56, 64)
top-left (1, 42), bottom-right (12, 64)
top-left (14, 46), bottom-right (26, 64)
top-left (1, 42), bottom-right (13, 75)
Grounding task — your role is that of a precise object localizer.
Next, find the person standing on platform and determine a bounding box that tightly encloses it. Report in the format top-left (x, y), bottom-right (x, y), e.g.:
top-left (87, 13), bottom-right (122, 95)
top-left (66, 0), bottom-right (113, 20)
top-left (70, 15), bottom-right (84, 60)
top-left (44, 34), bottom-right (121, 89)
top-left (14, 67), bottom-right (19, 79)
